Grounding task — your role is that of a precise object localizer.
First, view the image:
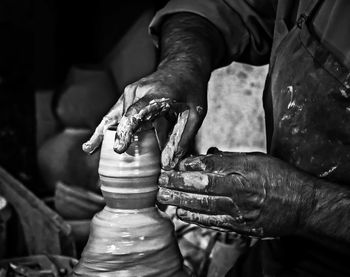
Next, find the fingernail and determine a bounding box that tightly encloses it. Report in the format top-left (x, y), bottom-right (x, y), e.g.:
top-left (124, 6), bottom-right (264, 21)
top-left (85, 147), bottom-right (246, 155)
top-left (162, 155), bottom-right (182, 169)
top-left (113, 139), bottom-right (124, 153)
top-left (177, 209), bottom-right (187, 217)
top-left (158, 189), bottom-right (172, 202)
top-left (161, 164), bottom-right (172, 171)
top-left (82, 142), bottom-right (92, 152)
top-left (168, 160), bottom-right (177, 170)
top-left (158, 173), bottom-right (169, 186)
top-left (82, 141), bottom-right (90, 148)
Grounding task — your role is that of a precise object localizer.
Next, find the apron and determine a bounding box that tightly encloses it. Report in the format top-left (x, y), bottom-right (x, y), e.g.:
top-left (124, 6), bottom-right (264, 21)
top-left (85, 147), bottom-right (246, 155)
top-left (229, 0), bottom-right (350, 276)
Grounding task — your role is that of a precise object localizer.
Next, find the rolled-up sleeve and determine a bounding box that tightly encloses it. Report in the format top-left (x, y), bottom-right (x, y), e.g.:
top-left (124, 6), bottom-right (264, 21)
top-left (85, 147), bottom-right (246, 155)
top-left (150, 0), bottom-right (276, 66)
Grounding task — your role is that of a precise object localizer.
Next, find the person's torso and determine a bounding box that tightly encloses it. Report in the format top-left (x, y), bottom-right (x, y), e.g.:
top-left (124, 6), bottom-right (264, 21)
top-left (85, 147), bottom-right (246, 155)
top-left (261, 0), bottom-right (350, 276)
top-left (266, 1), bottom-right (350, 184)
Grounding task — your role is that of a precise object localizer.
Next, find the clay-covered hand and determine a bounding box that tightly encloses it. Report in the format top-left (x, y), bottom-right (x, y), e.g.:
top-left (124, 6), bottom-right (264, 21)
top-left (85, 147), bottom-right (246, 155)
top-left (157, 149), bottom-right (316, 238)
top-left (82, 13), bottom-right (223, 169)
top-left (82, 64), bottom-right (207, 169)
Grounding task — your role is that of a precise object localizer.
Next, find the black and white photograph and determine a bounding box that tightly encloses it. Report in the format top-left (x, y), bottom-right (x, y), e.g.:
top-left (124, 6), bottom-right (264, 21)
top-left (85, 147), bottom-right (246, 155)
top-left (0, 0), bottom-right (349, 276)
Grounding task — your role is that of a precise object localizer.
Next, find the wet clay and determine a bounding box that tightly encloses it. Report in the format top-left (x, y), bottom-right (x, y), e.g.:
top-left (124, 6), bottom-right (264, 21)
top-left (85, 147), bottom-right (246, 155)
top-left (73, 128), bottom-right (185, 276)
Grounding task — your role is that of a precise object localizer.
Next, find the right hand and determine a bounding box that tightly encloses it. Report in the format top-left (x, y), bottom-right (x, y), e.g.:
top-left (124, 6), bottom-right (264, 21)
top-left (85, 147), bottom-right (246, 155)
top-left (158, 148), bottom-right (315, 238)
top-left (82, 64), bottom-right (208, 169)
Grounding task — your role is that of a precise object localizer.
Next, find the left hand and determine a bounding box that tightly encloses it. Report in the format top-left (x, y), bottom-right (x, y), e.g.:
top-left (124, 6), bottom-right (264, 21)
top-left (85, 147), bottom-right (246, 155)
top-left (157, 149), bottom-right (316, 238)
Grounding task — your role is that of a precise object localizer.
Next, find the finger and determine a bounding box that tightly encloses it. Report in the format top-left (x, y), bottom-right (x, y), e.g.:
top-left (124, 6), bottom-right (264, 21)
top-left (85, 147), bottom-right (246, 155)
top-left (82, 95), bottom-right (124, 154)
top-left (156, 101), bottom-right (190, 153)
top-left (177, 155), bottom-right (207, 171)
top-left (158, 170), bottom-right (232, 196)
top-left (82, 116), bottom-right (117, 154)
top-left (162, 104), bottom-right (205, 170)
top-left (114, 97), bottom-right (175, 153)
top-left (176, 208), bottom-right (262, 236)
top-left (157, 187), bottom-right (235, 215)
top-left (176, 208), bottom-right (245, 232)
top-left (159, 170), bottom-right (263, 221)
top-left (176, 208), bottom-right (265, 237)
top-left (161, 109), bottom-right (190, 169)
top-left (178, 152), bottom-right (248, 174)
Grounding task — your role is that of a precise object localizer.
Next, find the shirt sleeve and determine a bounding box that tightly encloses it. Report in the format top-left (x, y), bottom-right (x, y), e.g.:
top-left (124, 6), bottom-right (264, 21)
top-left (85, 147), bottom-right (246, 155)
top-left (149, 0), bottom-right (276, 66)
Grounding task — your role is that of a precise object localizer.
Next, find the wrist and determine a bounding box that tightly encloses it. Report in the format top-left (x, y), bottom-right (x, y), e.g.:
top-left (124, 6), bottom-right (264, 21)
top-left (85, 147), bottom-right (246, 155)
top-left (159, 13), bottom-right (224, 80)
top-left (293, 174), bottom-right (318, 236)
top-left (156, 57), bottom-right (209, 98)
top-left (299, 177), bottom-right (350, 242)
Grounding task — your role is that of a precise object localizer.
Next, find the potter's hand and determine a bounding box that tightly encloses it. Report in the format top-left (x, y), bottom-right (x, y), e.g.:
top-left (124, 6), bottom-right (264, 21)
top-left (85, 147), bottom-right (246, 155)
top-left (157, 149), bottom-right (317, 238)
top-left (82, 65), bottom-right (207, 169)
top-left (83, 13), bottom-right (225, 169)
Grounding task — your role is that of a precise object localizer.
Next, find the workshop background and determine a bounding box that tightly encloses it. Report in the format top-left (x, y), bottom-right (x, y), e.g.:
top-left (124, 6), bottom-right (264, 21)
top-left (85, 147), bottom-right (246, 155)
top-left (198, 63), bottom-right (267, 154)
top-left (0, 0), bottom-right (267, 276)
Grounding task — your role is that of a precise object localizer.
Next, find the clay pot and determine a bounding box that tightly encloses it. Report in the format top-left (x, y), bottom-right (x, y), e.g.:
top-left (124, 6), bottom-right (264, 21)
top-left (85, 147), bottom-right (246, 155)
top-left (73, 128), bottom-right (186, 276)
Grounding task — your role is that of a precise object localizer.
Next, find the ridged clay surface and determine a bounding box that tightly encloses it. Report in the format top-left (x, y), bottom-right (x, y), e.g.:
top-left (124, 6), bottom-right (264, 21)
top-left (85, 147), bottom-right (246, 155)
top-left (73, 128), bottom-right (185, 276)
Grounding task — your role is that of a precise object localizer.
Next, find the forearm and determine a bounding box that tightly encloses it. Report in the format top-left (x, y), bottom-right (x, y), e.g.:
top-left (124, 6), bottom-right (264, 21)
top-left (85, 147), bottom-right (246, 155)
top-left (302, 178), bottom-right (350, 243)
top-left (158, 13), bottom-right (225, 82)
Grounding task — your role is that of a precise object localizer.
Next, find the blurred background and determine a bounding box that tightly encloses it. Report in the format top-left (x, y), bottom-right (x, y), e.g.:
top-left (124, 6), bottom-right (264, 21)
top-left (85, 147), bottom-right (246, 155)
top-left (198, 63), bottom-right (267, 154)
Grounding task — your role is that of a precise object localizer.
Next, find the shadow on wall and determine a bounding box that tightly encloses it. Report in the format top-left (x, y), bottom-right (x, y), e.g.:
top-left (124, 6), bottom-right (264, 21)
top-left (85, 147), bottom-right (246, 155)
top-left (197, 62), bottom-right (268, 154)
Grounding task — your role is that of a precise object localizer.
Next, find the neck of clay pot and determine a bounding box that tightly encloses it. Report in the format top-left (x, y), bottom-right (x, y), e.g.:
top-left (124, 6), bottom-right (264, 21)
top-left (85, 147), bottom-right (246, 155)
top-left (98, 128), bottom-right (161, 209)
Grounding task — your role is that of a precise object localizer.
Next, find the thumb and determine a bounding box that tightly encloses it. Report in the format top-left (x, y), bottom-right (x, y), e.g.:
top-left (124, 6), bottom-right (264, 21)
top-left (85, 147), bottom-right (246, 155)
top-left (161, 109), bottom-right (190, 169)
top-left (161, 104), bottom-right (204, 170)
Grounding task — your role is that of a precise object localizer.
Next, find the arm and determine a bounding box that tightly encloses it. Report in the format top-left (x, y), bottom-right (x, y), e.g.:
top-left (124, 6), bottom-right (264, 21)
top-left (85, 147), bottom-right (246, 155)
top-left (158, 13), bottom-right (224, 81)
top-left (305, 180), bottom-right (350, 242)
top-left (153, 13), bottom-right (225, 168)
top-left (83, 13), bottom-right (224, 169)
top-left (150, 0), bottom-right (276, 65)
top-left (83, 0), bottom-right (276, 168)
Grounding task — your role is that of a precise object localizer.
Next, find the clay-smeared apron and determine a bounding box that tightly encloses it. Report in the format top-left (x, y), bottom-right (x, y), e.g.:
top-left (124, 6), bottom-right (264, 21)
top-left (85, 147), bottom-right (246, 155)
top-left (230, 0), bottom-right (350, 276)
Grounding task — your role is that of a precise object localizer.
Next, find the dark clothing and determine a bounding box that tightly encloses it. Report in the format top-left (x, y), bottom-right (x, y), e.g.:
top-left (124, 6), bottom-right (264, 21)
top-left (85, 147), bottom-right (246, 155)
top-left (150, 0), bottom-right (350, 276)
top-left (231, 1), bottom-right (350, 276)
top-left (313, 1), bottom-right (350, 69)
top-left (150, 0), bottom-right (350, 69)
